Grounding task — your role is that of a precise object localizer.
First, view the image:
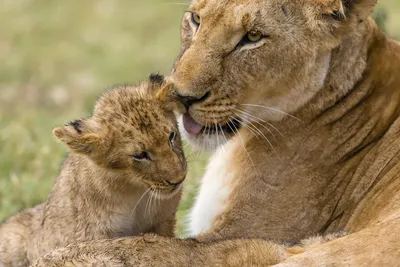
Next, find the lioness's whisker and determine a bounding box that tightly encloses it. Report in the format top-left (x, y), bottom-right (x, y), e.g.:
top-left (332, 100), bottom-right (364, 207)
top-left (228, 116), bottom-right (255, 167)
top-left (241, 104), bottom-right (301, 121)
top-left (234, 115), bottom-right (262, 141)
top-left (230, 116), bottom-right (260, 140)
top-left (236, 107), bottom-right (284, 137)
top-left (214, 120), bottom-right (221, 148)
top-left (206, 122), bottom-right (211, 151)
top-left (235, 110), bottom-right (278, 142)
top-left (219, 124), bottom-right (229, 152)
top-left (234, 112), bottom-right (278, 156)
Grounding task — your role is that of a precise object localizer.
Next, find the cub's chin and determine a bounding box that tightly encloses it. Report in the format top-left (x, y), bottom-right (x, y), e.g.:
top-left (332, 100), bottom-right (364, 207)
top-left (178, 114), bottom-right (238, 152)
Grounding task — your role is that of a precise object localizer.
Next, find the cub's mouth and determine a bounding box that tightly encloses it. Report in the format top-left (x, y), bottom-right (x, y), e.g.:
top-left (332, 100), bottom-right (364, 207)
top-left (150, 182), bottom-right (183, 199)
top-left (182, 113), bottom-right (242, 136)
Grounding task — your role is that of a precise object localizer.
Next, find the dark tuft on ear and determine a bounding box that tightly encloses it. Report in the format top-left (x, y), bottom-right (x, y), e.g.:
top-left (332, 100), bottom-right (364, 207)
top-left (343, 0), bottom-right (356, 9)
top-left (70, 120), bottom-right (82, 134)
top-left (324, 9), bottom-right (346, 21)
top-left (149, 73), bottom-right (165, 85)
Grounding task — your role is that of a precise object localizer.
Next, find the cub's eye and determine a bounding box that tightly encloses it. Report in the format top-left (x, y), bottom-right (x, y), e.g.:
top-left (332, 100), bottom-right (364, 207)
top-left (169, 131), bottom-right (176, 146)
top-left (131, 152), bottom-right (150, 161)
top-left (191, 12), bottom-right (201, 26)
top-left (238, 31), bottom-right (268, 46)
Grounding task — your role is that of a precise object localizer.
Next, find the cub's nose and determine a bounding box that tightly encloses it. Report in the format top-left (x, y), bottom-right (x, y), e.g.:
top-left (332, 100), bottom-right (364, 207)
top-left (165, 176), bottom-right (185, 187)
top-left (177, 91), bottom-right (211, 109)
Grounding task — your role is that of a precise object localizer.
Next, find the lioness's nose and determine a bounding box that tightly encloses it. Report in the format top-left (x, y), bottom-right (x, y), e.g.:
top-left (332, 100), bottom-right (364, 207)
top-left (177, 91), bottom-right (210, 109)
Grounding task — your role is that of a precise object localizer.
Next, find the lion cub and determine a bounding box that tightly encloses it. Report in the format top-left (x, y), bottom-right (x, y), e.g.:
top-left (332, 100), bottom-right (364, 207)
top-left (0, 74), bottom-right (187, 267)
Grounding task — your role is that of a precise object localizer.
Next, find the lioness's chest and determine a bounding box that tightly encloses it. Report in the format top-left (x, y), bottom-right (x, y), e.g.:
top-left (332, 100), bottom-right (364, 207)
top-left (188, 142), bottom-right (237, 236)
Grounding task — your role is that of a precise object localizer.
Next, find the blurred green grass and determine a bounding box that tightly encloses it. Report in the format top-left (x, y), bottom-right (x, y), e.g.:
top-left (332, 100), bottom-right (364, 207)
top-left (0, 0), bottom-right (399, 236)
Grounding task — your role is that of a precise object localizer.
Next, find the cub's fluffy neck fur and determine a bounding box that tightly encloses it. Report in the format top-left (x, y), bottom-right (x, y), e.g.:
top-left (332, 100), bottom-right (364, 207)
top-left (59, 154), bottom-right (146, 201)
top-left (43, 153), bottom-right (150, 236)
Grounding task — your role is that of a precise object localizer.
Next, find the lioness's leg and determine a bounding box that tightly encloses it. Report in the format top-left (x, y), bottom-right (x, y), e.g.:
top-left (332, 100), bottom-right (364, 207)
top-left (275, 218), bottom-right (400, 266)
top-left (32, 235), bottom-right (289, 267)
top-left (33, 218), bottom-right (400, 267)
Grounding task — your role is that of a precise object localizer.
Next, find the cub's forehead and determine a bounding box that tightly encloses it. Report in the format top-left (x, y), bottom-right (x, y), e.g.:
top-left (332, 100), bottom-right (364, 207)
top-left (92, 83), bottom-right (176, 137)
top-left (95, 99), bottom-right (175, 133)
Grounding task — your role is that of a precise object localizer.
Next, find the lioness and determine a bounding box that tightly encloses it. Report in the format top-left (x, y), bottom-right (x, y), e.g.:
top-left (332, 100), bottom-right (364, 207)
top-left (0, 76), bottom-right (187, 266)
top-left (34, 0), bottom-right (400, 266)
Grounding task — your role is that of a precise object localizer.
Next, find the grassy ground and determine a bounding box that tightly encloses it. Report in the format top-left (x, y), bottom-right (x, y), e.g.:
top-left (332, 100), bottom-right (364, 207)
top-left (0, 0), bottom-right (399, 236)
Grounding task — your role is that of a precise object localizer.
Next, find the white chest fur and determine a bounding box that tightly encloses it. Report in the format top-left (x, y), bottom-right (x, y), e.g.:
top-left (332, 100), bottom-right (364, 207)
top-left (189, 141), bottom-right (237, 236)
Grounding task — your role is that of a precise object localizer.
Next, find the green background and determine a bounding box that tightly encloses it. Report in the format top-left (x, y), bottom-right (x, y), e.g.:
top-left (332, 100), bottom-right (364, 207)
top-left (0, 0), bottom-right (398, 236)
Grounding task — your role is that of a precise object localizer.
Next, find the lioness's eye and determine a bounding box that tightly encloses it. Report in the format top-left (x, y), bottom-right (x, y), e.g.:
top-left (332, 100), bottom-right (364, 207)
top-left (247, 31), bottom-right (263, 42)
top-left (191, 12), bottom-right (201, 26)
top-left (131, 151), bottom-right (150, 161)
top-left (238, 31), bottom-right (268, 47)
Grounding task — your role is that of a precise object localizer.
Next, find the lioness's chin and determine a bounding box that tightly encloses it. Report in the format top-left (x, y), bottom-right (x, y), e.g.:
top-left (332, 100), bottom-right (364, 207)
top-left (178, 115), bottom-right (233, 151)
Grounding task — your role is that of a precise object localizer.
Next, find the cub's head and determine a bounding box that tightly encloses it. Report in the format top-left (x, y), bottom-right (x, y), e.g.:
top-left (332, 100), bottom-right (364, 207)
top-left (53, 74), bottom-right (187, 198)
top-left (172, 0), bottom-right (377, 149)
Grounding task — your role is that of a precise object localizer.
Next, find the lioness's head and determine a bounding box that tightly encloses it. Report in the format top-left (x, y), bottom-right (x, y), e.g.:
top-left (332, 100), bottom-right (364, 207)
top-left (172, 0), bottom-right (377, 149)
top-left (53, 75), bottom-right (187, 198)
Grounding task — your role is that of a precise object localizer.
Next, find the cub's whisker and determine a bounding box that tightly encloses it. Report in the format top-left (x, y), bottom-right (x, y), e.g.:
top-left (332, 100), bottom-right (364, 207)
top-left (131, 187), bottom-right (151, 216)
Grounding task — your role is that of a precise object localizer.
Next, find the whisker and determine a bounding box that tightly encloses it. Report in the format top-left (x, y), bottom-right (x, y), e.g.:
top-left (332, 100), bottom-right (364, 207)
top-left (228, 116), bottom-right (255, 167)
top-left (236, 107), bottom-right (284, 137)
top-left (214, 119), bottom-right (221, 148)
top-left (144, 188), bottom-right (153, 220)
top-left (155, 189), bottom-right (160, 208)
top-left (231, 116), bottom-right (260, 140)
top-left (148, 190), bottom-right (155, 224)
top-left (131, 187), bottom-right (151, 216)
top-left (218, 124), bottom-right (228, 152)
top-left (241, 104), bottom-right (301, 121)
top-left (234, 112), bottom-right (278, 156)
top-left (234, 111), bottom-right (277, 142)
top-left (206, 121), bottom-right (210, 151)
top-left (234, 114), bottom-right (265, 141)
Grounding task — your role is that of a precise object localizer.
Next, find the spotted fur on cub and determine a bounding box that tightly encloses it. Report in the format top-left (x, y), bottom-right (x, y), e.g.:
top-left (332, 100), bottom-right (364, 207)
top-left (0, 75), bottom-right (187, 266)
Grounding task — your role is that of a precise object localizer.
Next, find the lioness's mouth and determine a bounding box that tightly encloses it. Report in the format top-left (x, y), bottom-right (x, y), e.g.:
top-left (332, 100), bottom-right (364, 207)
top-left (182, 113), bottom-right (241, 136)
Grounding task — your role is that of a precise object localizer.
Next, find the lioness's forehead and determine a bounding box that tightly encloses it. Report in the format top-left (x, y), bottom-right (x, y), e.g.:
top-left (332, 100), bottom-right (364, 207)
top-left (189, 0), bottom-right (296, 29)
top-left (190, 0), bottom-right (285, 12)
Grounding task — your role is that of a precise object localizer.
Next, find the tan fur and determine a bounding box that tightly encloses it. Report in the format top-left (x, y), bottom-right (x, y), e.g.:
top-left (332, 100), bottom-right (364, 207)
top-left (0, 76), bottom-right (187, 266)
top-left (33, 233), bottom-right (346, 266)
top-left (33, 0), bottom-right (400, 266)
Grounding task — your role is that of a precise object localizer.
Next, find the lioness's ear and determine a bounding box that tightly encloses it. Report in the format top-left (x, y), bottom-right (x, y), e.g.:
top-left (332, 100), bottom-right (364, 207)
top-left (316, 0), bottom-right (377, 21)
top-left (53, 119), bottom-right (101, 155)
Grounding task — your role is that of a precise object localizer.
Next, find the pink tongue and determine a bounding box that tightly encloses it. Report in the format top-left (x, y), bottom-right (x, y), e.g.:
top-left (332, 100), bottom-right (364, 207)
top-left (182, 113), bottom-right (203, 135)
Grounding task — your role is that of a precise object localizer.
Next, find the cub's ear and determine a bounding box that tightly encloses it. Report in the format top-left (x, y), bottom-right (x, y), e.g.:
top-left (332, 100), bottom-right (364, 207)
top-left (155, 76), bottom-right (186, 114)
top-left (149, 73), bottom-right (165, 86)
top-left (316, 0), bottom-right (377, 21)
top-left (53, 119), bottom-right (101, 155)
